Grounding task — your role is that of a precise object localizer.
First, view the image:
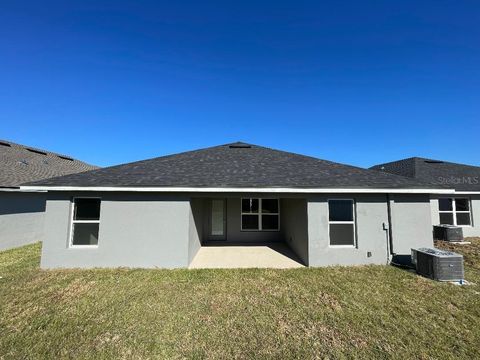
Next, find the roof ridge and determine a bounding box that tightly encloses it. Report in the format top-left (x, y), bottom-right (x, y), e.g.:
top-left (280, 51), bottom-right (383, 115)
top-left (0, 139), bottom-right (100, 187)
top-left (249, 144), bottom-right (436, 184)
top-left (0, 138), bottom-right (98, 168)
top-left (373, 156), bottom-right (420, 167)
top-left (24, 142), bottom-right (446, 189)
top-left (73, 141), bottom-right (262, 173)
top-left (75, 142), bottom-right (233, 173)
top-left (419, 157), bottom-right (480, 168)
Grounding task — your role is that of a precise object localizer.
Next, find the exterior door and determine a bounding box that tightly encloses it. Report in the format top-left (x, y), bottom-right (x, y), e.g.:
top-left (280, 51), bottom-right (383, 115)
top-left (210, 199), bottom-right (226, 241)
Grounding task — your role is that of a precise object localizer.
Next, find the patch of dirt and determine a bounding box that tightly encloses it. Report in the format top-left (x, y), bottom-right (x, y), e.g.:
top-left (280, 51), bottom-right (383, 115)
top-left (95, 331), bottom-right (122, 347)
top-left (315, 291), bottom-right (342, 311)
top-left (300, 322), bottom-right (368, 350)
top-left (4, 303), bottom-right (45, 333)
top-left (51, 279), bottom-right (96, 303)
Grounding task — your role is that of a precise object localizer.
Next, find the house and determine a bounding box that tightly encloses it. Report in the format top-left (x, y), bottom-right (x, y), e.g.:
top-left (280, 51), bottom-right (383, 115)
top-left (0, 140), bottom-right (98, 250)
top-left (21, 142), bottom-right (454, 269)
top-left (371, 157), bottom-right (480, 237)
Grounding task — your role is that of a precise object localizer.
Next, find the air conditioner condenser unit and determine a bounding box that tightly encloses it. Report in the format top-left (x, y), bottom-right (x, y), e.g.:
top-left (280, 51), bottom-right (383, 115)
top-left (411, 248), bottom-right (464, 282)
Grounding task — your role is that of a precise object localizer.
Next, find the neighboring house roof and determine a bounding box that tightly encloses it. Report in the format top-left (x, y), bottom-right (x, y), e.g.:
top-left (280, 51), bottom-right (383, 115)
top-left (0, 139), bottom-right (99, 188)
top-left (24, 142), bottom-right (443, 190)
top-left (371, 157), bottom-right (480, 192)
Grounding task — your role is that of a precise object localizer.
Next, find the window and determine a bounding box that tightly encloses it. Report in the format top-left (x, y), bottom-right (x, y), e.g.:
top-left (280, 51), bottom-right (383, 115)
top-left (328, 199), bottom-right (355, 246)
top-left (241, 198), bottom-right (279, 231)
top-left (70, 198), bottom-right (101, 246)
top-left (439, 198), bottom-right (471, 226)
top-left (211, 199), bottom-right (225, 236)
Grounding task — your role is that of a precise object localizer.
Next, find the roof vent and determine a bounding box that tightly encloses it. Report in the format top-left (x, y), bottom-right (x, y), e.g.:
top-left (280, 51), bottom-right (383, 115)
top-left (229, 143), bottom-right (252, 149)
top-left (58, 155), bottom-right (74, 161)
top-left (26, 148), bottom-right (47, 156)
top-left (0, 141), bottom-right (11, 147)
top-left (424, 160), bottom-right (444, 164)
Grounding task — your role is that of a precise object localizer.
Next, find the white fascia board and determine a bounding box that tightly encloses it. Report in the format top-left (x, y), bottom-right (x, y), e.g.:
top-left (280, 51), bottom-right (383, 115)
top-left (453, 191), bottom-right (480, 195)
top-left (0, 188), bottom-right (47, 193)
top-left (19, 185), bottom-right (455, 194)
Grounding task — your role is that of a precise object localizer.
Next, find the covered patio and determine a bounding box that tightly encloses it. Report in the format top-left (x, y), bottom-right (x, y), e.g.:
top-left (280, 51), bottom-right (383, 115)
top-left (189, 242), bottom-right (305, 269)
top-left (188, 196), bottom-right (309, 268)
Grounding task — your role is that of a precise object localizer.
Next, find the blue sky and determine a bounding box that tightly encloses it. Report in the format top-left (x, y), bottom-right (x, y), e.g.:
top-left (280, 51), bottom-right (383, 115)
top-left (1, 1), bottom-right (479, 168)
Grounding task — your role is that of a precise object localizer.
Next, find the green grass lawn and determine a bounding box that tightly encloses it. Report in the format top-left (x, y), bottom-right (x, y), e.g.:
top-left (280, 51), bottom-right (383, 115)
top-left (1, 240), bottom-right (479, 359)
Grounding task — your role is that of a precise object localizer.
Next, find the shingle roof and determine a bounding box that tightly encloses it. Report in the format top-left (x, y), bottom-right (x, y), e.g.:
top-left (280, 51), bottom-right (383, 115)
top-left (25, 142), bottom-right (441, 189)
top-left (371, 157), bottom-right (480, 191)
top-left (0, 139), bottom-right (98, 188)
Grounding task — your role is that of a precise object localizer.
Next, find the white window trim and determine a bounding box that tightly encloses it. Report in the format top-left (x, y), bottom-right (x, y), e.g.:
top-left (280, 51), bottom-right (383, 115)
top-left (69, 197), bottom-right (101, 248)
top-left (328, 199), bottom-right (357, 248)
top-left (438, 197), bottom-right (472, 227)
top-left (240, 198), bottom-right (280, 232)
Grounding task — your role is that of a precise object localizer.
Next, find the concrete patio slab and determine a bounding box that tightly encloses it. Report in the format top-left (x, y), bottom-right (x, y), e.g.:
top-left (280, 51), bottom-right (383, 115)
top-left (189, 242), bottom-right (305, 269)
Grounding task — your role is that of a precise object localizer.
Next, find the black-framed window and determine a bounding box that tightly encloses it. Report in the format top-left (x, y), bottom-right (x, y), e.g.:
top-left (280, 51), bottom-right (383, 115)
top-left (328, 199), bottom-right (355, 246)
top-left (439, 198), bottom-right (471, 226)
top-left (71, 198), bottom-right (101, 246)
top-left (241, 198), bottom-right (279, 231)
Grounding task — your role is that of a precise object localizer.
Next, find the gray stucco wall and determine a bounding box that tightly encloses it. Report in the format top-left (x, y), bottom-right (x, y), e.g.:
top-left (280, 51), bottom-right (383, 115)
top-left (468, 196), bottom-right (480, 237)
top-left (389, 194), bottom-right (433, 255)
top-left (39, 191), bottom-right (439, 269)
top-left (41, 192), bottom-right (191, 269)
top-left (0, 192), bottom-right (46, 251)
top-left (430, 195), bottom-right (480, 237)
top-left (188, 198), bottom-right (203, 263)
top-left (307, 194), bottom-right (391, 266)
top-left (282, 198), bottom-right (308, 265)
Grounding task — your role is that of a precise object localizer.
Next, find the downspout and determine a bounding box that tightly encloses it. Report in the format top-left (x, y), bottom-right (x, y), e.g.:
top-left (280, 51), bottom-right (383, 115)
top-left (386, 194), bottom-right (394, 263)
